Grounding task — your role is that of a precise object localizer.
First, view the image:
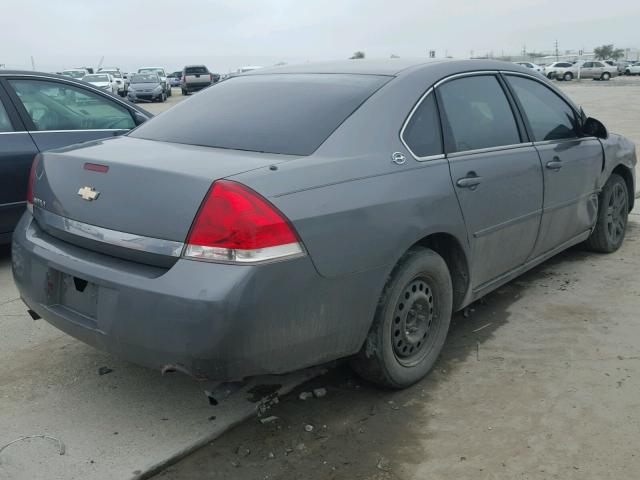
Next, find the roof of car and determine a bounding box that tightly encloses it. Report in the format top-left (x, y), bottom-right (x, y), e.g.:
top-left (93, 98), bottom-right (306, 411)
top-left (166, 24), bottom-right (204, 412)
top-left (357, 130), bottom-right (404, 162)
top-left (242, 58), bottom-right (534, 77)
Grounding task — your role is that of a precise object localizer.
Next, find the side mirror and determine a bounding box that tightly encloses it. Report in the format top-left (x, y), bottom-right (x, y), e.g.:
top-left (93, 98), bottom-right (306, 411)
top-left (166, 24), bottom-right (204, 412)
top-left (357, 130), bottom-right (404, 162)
top-left (133, 111), bottom-right (149, 126)
top-left (582, 117), bottom-right (608, 139)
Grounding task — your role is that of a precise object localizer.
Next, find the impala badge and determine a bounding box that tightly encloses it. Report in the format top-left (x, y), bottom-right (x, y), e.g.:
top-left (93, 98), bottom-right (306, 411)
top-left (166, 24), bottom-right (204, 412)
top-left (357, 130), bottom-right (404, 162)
top-left (78, 186), bottom-right (100, 201)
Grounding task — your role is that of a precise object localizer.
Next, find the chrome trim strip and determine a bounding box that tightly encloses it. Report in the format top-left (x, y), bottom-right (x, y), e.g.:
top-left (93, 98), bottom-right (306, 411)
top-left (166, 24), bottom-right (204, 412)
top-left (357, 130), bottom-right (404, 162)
top-left (34, 208), bottom-right (184, 257)
top-left (533, 137), bottom-right (596, 146)
top-left (447, 142), bottom-right (534, 159)
top-left (433, 70), bottom-right (498, 88)
top-left (0, 200), bottom-right (27, 208)
top-left (29, 129), bottom-right (125, 134)
top-left (0, 131), bottom-right (28, 135)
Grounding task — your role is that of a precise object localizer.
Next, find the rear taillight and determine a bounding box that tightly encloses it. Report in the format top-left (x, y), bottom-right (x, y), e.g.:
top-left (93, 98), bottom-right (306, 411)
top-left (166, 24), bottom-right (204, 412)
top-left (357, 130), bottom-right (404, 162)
top-left (26, 154), bottom-right (41, 213)
top-left (183, 180), bottom-right (304, 264)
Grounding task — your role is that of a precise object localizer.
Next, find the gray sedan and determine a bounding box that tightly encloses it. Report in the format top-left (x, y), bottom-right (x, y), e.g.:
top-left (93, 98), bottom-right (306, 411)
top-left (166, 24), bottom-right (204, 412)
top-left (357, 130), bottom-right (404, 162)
top-left (12, 59), bottom-right (636, 388)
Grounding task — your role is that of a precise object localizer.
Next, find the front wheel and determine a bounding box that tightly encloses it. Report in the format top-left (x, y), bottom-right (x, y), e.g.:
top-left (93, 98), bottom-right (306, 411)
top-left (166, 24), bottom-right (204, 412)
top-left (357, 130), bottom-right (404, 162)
top-left (351, 247), bottom-right (453, 388)
top-left (585, 173), bottom-right (629, 253)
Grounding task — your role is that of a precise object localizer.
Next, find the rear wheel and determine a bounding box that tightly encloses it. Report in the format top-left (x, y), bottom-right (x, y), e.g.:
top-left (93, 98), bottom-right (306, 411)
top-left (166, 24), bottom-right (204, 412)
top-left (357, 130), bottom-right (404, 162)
top-left (351, 247), bottom-right (452, 388)
top-left (563, 72), bottom-right (573, 81)
top-left (601, 72), bottom-right (611, 81)
top-left (585, 173), bottom-right (629, 253)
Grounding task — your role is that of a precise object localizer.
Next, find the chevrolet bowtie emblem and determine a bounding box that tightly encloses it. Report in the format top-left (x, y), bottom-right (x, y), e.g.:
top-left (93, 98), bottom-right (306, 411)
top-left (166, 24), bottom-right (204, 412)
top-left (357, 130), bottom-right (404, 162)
top-left (77, 186), bottom-right (100, 201)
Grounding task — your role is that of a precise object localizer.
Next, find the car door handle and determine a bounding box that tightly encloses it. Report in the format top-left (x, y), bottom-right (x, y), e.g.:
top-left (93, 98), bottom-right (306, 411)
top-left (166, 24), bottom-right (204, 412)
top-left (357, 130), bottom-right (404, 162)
top-left (456, 174), bottom-right (483, 189)
top-left (546, 157), bottom-right (562, 170)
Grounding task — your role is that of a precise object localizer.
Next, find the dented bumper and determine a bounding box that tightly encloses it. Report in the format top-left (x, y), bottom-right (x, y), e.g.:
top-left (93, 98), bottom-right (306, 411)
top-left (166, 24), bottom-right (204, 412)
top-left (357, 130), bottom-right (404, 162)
top-left (12, 212), bottom-right (383, 380)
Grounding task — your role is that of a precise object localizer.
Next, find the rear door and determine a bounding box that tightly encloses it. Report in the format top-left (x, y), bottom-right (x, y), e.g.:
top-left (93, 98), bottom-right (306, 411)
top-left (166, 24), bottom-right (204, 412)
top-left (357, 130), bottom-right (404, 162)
top-left (3, 76), bottom-right (137, 151)
top-left (0, 82), bottom-right (38, 237)
top-left (437, 74), bottom-right (544, 289)
top-left (504, 74), bottom-right (602, 257)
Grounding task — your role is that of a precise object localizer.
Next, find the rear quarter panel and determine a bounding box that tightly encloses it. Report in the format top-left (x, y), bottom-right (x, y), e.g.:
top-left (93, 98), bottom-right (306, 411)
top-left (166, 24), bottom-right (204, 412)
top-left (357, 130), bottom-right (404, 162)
top-left (230, 66), bottom-right (471, 280)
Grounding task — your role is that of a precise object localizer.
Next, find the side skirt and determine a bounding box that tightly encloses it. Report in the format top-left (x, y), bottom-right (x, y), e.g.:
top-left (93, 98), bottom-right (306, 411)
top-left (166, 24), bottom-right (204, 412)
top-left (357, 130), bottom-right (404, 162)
top-left (469, 229), bottom-right (591, 302)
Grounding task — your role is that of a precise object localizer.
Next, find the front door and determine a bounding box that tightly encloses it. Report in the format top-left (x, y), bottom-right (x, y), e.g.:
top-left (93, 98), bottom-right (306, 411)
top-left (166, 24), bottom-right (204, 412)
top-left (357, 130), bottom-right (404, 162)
top-left (437, 74), bottom-right (544, 289)
top-left (0, 84), bottom-right (39, 238)
top-left (504, 74), bottom-right (603, 258)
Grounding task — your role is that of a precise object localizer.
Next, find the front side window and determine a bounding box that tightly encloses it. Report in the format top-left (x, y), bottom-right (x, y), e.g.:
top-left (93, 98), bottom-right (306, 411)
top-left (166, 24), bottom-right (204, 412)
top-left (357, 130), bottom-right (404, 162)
top-left (437, 75), bottom-right (521, 153)
top-left (0, 101), bottom-right (13, 132)
top-left (505, 75), bottom-right (578, 142)
top-left (402, 93), bottom-right (442, 158)
top-left (9, 79), bottom-right (135, 131)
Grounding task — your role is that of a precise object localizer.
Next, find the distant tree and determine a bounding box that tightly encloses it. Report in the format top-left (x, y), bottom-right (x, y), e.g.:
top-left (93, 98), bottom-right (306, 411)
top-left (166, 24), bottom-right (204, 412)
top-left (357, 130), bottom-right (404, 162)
top-left (350, 51), bottom-right (365, 59)
top-left (594, 44), bottom-right (625, 60)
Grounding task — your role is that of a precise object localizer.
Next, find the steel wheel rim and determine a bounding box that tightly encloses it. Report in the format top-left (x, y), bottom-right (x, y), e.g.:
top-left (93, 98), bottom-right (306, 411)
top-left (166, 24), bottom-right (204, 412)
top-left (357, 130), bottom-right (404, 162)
top-left (606, 183), bottom-right (627, 244)
top-left (392, 277), bottom-right (440, 366)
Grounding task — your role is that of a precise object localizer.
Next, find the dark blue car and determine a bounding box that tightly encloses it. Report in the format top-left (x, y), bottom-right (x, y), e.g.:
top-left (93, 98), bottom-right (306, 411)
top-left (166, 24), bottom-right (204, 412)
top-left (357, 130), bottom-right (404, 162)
top-left (0, 71), bottom-right (151, 243)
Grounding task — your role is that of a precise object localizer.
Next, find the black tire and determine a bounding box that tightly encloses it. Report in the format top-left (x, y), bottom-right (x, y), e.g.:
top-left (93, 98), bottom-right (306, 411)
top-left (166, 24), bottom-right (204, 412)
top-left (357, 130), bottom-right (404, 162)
top-left (547, 73), bottom-right (555, 79)
top-left (161, 92), bottom-right (167, 102)
top-left (563, 72), bottom-right (573, 81)
top-left (182, 89), bottom-right (189, 96)
top-left (585, 173), bottom-right (629, 253)
top-left (167, 86), bottom-right (172, 97)
top-left (601, 72), bottom-right (611, 81)
top-left (351, 247), bottom-right (453, 388)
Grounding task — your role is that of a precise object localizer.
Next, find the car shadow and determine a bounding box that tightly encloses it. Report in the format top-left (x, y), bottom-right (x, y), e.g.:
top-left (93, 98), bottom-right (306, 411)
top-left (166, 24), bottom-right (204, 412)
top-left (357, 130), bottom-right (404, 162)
top-left (156, 244), bottom-right (599, 480)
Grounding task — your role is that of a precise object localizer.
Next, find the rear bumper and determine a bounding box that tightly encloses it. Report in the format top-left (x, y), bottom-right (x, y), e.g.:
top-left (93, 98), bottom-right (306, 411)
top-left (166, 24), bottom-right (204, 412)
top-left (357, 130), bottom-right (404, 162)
top-left (11, 212), bottom-right (382, 380)
top-left (183, 82), bottom-right (211, 92)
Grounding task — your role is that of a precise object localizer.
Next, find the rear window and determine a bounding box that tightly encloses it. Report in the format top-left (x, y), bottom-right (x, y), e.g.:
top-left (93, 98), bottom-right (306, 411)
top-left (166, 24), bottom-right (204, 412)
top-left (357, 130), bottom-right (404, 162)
top-left (130, 73), bottom-right (389, 156)
top-left (185, 66), bottom-right (208, 74)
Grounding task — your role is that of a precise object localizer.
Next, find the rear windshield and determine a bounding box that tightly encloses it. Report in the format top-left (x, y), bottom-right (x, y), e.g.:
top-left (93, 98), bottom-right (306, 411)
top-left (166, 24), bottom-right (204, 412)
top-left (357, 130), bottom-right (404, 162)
top-left (130, 73), bottom-right (389, 156)
top-left (185, 66), bottom-right (208, 74)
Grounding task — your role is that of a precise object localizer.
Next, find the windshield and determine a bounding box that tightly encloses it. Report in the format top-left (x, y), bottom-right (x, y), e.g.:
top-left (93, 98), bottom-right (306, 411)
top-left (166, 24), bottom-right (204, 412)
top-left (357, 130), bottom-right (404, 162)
top-left (130, 73), bottom-right (389, 156)
top-left (139, 68), bottom-right (165, 76)
top-left (185, 66), bottom-right (208, 74)
top-left (100, 70), bottom-right (121, 78)
top-left (131, 74), bottom-right (159, 83)
top-left (84, 75), bottom-right (110, 82)
top-left (62, 70), bottom-right (85, 78)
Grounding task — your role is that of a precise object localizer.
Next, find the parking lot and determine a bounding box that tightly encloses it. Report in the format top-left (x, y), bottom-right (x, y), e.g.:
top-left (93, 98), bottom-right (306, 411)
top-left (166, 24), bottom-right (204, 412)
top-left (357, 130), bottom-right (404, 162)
top-left (1, 78), bottom-right (640, 480)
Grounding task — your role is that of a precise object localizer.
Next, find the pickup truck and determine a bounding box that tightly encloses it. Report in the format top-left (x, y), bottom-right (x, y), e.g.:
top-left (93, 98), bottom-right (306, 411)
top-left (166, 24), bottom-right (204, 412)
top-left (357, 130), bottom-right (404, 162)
top-left (181, 65), bottom-right (215, 95)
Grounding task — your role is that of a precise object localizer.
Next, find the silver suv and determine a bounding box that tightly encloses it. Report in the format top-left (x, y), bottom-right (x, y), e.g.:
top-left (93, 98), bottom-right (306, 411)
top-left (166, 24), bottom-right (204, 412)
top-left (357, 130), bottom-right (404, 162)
top-left (181, 65), bottom-right (215, 95)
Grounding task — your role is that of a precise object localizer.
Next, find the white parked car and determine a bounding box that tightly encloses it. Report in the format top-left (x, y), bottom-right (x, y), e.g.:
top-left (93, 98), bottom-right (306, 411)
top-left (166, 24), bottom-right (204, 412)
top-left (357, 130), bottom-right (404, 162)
top-left (515, 61), bottom-right (543, 73)
top-left (82, 73), bottom-right (118, 94)
top-left (542, 62), bottom-right (573, 79)
top-left (98, 67), bottom-right (128, 96)
top-left (138, 67), bottom-right (171, 97)
top-left (625, 63), bottom-right (640, 75)
top-left (547, 61), bottom-right (616, 81)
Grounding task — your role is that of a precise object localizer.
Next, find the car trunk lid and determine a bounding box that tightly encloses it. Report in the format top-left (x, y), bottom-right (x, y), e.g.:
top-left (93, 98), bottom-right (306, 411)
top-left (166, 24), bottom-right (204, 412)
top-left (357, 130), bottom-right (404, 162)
top-left (32, 136), bottom-right (294, 265)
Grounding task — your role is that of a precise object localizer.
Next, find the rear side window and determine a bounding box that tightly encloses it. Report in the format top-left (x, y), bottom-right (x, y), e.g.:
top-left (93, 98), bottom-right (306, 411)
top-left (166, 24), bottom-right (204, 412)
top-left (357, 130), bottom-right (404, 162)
top-left (402, 93), bottom-right (442, 158)
top-left (130, 74), bottom-right (390, 156)
top-left (185, 67), bottom-right (208, 74)
top-left (437, 75), bottom-right (521, 153)
top-left (506, 75), bottom-right (578, 141)
top-left (0, 100), bottom-right (13, 132)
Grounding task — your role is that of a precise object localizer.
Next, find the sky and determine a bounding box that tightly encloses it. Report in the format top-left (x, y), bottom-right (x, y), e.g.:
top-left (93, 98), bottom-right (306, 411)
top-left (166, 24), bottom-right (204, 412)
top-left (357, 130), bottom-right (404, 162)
top-left (1, 0), bottom-right (639, 73)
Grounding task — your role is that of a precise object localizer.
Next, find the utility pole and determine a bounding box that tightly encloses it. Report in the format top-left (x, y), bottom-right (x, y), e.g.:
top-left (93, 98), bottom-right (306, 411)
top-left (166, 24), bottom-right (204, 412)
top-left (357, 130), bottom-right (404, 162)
top-left (30, 56), bottom-right (36, 71)
top-left (554, 40), bottom-right (559, 61)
